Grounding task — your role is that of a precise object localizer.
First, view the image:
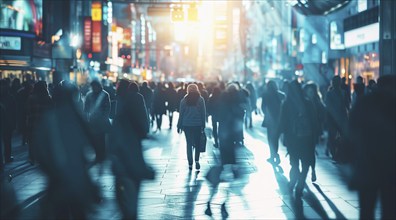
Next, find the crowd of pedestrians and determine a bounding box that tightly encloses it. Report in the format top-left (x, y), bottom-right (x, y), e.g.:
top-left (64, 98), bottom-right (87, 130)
top-left (0, 73), bottom-right (395, 219)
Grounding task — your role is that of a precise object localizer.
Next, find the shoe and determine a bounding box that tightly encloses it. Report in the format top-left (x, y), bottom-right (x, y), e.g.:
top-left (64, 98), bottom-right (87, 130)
top-left (221, 203), bottom-right (229, 218)
top-left (195, 162), bottom-right (200, 170)
top-left (266, 157), bottom-right (274, 164)
top-left (311, 170), bottom-right (317, 182)
top-left (204, 202), bottom-right (212, 216)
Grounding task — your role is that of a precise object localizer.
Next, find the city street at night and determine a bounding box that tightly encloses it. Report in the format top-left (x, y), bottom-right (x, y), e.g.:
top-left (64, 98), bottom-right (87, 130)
top-left (1, 0), bottom-right (395, 219)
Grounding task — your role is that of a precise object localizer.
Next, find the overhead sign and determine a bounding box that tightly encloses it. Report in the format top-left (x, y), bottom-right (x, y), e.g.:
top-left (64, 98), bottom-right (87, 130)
top-left (344, 22), bottom-right (379, 48)
top-left (0, 36), bottom-right (21, 50)
top-left (84, 17), bottom-right (92, 52)
top-left (92, 2), bottom-right (102, 21)
top-left (92, 21), bottom-right (102, 53)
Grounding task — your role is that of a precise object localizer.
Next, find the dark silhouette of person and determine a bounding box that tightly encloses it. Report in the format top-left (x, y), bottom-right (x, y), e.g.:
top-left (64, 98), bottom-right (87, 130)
top-left (110, 79), bottom-right (155, 219)
top-left (10, 78), bottom-right (21, 99)
top-left (207, 87), bottom-right (222, 148)
top-left (261, 80), bottom-right (285, 165)
top-left (165, 82), bottom-right (178, 129)
top-left (177, 83), bottom-right (206, 170)
top-left (325, 76), bottom-right (349, 161)
top-left (341, 77), bottom-right (351, 110)
top-left (348, 75), bottom-right (395, 219)
top-left (303, 82), bottom-right (326, 182)
top-left (0, 79), bottom-right (17, 163)
top-left (84, 79), bottom-right (111, 173)
top-left (352, 76), bottom-right (366, 107)
top-left (33, 80), bottom-right (100, 219)
top-left (205, 83), bottom-right (244, 218)
top-left (151, 82), bottom-right (167, 131)
top-left (279, 80), bottom-right (319, 198)
top-left (366, 79), bottom-right (377, 94)
top-left (16, 81), bottom-right (33, 146)
top-left (245, 82), bottom-right (257, 128)
top-left (140, 81), bottom-right (154, 126)
top-left (26, 81), bottom-right (53, 165)
top-left (176, 82), bottom-right (187, 112)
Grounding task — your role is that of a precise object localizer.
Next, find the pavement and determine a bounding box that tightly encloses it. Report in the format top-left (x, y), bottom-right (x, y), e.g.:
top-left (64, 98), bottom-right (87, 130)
top-left (2, 113), bottom-right (381, 219)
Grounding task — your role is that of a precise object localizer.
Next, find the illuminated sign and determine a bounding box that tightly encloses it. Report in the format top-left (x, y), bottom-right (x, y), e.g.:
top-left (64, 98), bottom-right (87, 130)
top-left (92, 2), bottom-right (102, 21)
top-left (83, 17), bottom-right (92, 52)
top-left (92, 21), bottom-right (102, 52)
top-left (344, 23), bottom-right (379, 48)
top-left (0, 36), bottom-right (21, 50)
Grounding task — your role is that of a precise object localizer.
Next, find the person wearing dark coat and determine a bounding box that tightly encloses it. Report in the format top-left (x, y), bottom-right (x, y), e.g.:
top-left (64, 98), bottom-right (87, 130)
top-left (26, 81), bottom-right (53, 165)
top-left (349, 75), bottom-right (395, 220)
top-left (261, 80), bottom-right (285, 165)
top-left (165, 82), bottom-right (178, 129)
top-left (84, 80), bottom-right (111, 173)
top-left (110, 79), bottom-right (155, 219)
top-left (151, 82), bottom-right (167, 131)
top-left (16, 81), bottom-right (33, 146)
top-left (33, 80), bottom-right (100, 219)
top-left (0, 79), bottom-right (17, 163)
top-left (140, 81), bottom-right (154, 126)
top-left (303, 82), bottom-right (326, 182)
top-left (207, 87), bottom-right (222, 148)
top-left (278, 80), bottom-right (320, 198)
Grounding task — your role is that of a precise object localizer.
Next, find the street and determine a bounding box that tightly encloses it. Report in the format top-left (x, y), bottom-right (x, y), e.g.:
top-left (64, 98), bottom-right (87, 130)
top-left (4, 113), bottom-right (377, 219)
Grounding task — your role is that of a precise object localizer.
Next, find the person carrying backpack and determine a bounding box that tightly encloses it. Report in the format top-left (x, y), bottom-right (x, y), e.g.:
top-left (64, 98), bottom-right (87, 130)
top-left (279, 80), bottom-right (319, 198)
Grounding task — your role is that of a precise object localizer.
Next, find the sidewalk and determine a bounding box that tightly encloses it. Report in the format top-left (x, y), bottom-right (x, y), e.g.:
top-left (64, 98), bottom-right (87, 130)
top-left (3, 114), bottom-right (381, 219)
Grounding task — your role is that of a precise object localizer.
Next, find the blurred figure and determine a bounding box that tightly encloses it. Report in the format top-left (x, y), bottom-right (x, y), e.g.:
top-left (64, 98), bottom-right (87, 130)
top-left (366, 79), bottom-right (377, 94)
top-left (325, 76), bottom-right (349, 161)
top-left (261, 80), bottom-right (285, 165)
top-left (34, 80), bottom-right (100, 219)
top-left (207, 87), bottom-right (222, 148)
top-left (110, 79), bottom-right (155, 219)
top-left (16, 81), bottom-right (33, 146)
top-left (140, 81), bottom-right (154, 126)
top-left (10, 78), bottom-right (21, 98)
top-left (245, 82), bottom-right (257, 128)
top-left (0, 79), bottom-right (17, 163)
top-left (205, 83), bottom-right (244, 218)
top-left (84, 80), bottom-right (111, 174)
top-left (152, 82), bottom-right (167, 131)
top-left (303, 82), bottom-right (326, 182)
top-left (279, 80), bottom-right (319, 198)
top-left (341, 77), bottom-right (351, 110)
top-left (349, 75), bottom-right (395, 219)
top-left (352, 76), bottom-right (365, 107)
top-left (165, 82), bottom-right (178, 129)
top-left (26, 81), bottom-right (53, 165)
top-left (177, 84), bottom-right (206, 170)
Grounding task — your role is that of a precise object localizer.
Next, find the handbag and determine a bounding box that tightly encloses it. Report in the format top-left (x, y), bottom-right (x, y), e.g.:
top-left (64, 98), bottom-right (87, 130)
top-left (199, 131), bottom-right (207, 152)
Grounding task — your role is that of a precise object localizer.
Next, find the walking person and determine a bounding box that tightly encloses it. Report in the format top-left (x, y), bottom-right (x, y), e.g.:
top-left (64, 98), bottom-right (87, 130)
top-left (349, 75), bottom-right (395, 219)
top-left (245, 82), bottom-right (257, 128)
top-left (303, 82), bottom-right (326, 182)
top-left (84, 79), bottom-right (111, 174)
top-left (152, 82), bottom-right (167, 131)
top-left (279, 80), bottom-right (319, 198)
top-left (261, 80), bottom-right (285, 165)
top-left (325, 76), bottom-right (349, 162)
top-left (140, 81), bottom-right (154, 127)
top-left (110, 79), bottom-right (155, 219)
top-left (0, 79), bottom-right (17, 163)
top-left (34, 80), bottom-right (101, 219)
top-left (26, 81), bottom-right (53, 165)
top-left (205, 83), bottom-right (244, 218)
top-left (165, 82), bottom-right (178, 129)
top-left (177, 84), bottom-right (206, 171)
top-left (207, 87), bottom-right (222, 148)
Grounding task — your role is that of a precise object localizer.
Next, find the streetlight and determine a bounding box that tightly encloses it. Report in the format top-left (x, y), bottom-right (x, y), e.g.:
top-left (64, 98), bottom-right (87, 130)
top-left (70, 33), bottom-right (81, 83)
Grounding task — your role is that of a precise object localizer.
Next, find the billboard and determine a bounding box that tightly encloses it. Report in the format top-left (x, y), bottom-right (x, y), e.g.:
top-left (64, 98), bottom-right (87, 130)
top-left (83, 17), bottom-right (92, 52)
top-left (0, 0), bottom-right (43, 37)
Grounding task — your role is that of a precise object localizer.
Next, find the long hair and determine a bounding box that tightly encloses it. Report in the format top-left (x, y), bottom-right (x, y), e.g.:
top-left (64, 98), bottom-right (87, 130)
top-left (185, 84), bottom-right (200, 106)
